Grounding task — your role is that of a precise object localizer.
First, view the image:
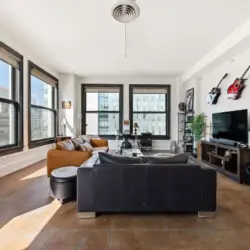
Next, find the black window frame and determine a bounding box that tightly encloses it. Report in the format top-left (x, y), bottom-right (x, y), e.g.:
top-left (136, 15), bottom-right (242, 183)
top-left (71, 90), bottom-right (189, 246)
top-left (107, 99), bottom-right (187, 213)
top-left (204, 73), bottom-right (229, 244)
top-left (81, 84), bottom-right (123, 139)
top-left (28, 61), bottom-right (58, 149)
top-left (129, 84), bottom-right (171, 140)
top-left (0, 42), bottom-right (24, 157)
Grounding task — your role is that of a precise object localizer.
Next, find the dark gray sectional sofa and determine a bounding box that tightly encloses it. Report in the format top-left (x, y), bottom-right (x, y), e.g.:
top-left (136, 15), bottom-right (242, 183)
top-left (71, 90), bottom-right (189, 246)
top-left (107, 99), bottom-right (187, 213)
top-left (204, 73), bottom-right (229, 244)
top-left (77, 153), bottom-right (216, 218)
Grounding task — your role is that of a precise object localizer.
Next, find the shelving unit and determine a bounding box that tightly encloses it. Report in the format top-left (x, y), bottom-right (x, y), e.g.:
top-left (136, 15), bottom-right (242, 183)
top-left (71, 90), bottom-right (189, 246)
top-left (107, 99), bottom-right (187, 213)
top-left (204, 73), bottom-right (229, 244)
top-left (201, 140), bottom-right (250, 183)
top-left (178, 111), bottom-right (194, 153)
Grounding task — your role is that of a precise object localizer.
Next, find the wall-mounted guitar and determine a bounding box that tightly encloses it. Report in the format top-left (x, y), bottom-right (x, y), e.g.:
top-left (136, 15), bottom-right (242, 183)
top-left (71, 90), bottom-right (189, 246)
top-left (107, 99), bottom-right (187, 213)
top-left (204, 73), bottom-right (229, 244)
top-left (207, 73), bottom-right (228, 104)
top-left (227, 65), bottom-right (250, 100)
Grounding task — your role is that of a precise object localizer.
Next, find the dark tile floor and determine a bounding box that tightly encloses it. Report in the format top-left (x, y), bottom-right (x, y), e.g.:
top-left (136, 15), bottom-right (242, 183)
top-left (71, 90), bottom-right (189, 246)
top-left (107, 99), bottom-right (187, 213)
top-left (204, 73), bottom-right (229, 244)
top-left (0, 159), bottom-right (250, 250)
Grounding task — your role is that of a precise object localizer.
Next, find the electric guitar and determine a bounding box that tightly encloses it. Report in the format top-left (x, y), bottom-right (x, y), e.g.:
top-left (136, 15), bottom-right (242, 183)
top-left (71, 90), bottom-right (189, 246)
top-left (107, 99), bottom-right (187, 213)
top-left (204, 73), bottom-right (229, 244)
top-left (207, 73), bottom-right (228, 104)
top-left (227, 65), bottom-right (250, 100)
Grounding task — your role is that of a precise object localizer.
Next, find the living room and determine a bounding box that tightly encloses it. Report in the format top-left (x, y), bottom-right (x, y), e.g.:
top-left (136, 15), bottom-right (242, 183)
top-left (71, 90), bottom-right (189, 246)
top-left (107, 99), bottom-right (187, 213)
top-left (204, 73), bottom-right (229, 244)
top-left (1, 0), bottom-right (250, 249)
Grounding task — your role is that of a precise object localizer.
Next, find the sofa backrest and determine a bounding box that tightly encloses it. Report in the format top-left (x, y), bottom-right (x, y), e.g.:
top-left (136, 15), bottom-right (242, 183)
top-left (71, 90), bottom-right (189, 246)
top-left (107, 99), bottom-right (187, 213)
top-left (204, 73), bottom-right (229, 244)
top-left (91, 164), bottom-right (202, 211)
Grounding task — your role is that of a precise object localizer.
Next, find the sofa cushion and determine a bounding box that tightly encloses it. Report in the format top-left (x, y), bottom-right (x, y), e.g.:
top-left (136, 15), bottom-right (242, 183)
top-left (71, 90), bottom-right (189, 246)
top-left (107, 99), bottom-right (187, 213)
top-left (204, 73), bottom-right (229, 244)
top-left (91, 138), bottom-right (108, 147)
top-left (72, 137), bottom-right (84, 149)
top-left (143, 153), bottom-right (188, 164)
top-left (78, 142), bottom-right (94, 152)
top-left (56, 139), bottom-right (75, 151)
top-left (81, 135), bottom-right (91, 144)
top-left (98, 152), bottom-right (144, 164)
top-left (93, 146), bottom-right (109, 153)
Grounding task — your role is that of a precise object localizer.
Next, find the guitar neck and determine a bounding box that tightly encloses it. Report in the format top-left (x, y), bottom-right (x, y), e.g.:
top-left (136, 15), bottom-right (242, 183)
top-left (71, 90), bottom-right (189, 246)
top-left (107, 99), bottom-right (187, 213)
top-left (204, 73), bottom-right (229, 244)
top-left (241, 65), bottom-right (250, 79)
top-left (216, 73), bottom-right (228, 88)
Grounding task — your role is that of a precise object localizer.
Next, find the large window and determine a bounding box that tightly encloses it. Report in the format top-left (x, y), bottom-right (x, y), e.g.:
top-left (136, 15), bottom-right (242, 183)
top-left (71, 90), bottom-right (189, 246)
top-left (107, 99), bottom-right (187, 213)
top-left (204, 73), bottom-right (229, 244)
top-left (82, 85), bottom-right (123, 137)
top-left (0, 42), bottom-right (23, 156)
top-left (28, 61), bottom-right (58, 148)
top-left (129, 85), bottom-right (171, 139)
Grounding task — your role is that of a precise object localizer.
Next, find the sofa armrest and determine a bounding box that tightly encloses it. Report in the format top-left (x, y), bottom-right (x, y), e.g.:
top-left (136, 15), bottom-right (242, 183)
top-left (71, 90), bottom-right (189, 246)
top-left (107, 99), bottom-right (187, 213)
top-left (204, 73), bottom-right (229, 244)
top-left (90, 138), bottom-right (108, 147)
top-left (77, 167), bottom-right (94, 212)
top-left (200, 165), bottom-right (217, 211)
top-left (46, 149), bottom-right (92, 177)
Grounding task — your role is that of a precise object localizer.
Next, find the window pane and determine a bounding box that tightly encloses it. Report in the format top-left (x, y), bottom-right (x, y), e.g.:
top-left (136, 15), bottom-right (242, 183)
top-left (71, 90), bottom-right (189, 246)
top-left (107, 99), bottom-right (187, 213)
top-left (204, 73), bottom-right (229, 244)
top-left (86, 93), bottom-right (119, 111)
top-left (31, 107), bottom-right (54, 140)
top-left (133, 113), bottom-right (166, 135)
top-left (0, 60), bottom-right (12, 99)
top-left (133, 94), bottom-right (165, 112)
top-left (0, 102), bottom-right (15, 146)
top-left (86, 113), bottom-right (119, 135)
top-left (31, 76), bottom-right (52, 108)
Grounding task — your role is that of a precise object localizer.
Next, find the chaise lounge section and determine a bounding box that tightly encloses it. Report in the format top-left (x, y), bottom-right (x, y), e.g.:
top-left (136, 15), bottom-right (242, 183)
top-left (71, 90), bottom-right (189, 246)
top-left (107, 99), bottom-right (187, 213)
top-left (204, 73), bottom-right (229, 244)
top-left (47, 136), bottom-right (108, 176)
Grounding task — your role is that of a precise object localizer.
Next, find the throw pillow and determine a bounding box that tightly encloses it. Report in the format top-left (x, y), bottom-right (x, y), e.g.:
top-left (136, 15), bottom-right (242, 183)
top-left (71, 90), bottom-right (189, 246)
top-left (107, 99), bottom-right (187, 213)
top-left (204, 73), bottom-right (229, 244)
top-left (72, 137), bottom-right (84, 149)
top-left (98, 152), bottom-right (144, 164)
top-left (78, 142), bottom-right (94, 152)
top-left (56, 139), bottom-right (75, 151)
top-left (143, 153), bottom-right (188, 164)
top-left (81, 135), bottom-right (91, 144)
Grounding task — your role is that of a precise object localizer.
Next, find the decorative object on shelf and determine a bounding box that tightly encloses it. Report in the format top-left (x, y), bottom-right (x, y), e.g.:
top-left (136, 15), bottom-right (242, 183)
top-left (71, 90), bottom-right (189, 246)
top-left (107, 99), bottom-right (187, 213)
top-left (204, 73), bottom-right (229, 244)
top-left (207, 73), bottom-right (228, 105)
top-left (190, 113), bottom-right (207, 160)
top-left (227, 65), bottom-right (250, 100)
top-left (178, 102), bottom-right (186, 112)
top-left (62, 101), bottom-right (72, 109)
top-left (133, 122), bottom-right (139, 134)
top-left (185, 88), bottom-right (194, 112)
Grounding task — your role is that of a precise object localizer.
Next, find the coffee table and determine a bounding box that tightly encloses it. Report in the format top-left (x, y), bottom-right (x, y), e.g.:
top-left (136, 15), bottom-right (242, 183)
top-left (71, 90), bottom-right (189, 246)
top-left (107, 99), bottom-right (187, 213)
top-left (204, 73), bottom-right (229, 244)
top-left (109, 148), bottom-right (143, 157)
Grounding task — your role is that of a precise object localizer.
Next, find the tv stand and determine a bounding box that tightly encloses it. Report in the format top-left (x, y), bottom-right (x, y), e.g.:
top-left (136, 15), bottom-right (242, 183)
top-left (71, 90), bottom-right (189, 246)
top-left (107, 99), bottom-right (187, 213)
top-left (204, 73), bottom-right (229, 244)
top-left (201, 140), bottom-right (250, 183)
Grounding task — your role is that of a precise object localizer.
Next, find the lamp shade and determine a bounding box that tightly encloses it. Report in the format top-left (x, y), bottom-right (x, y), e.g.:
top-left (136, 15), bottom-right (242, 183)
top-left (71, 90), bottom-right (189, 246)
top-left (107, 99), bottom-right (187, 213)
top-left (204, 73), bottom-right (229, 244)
top-left (62, 101), bottom-right (72, 109)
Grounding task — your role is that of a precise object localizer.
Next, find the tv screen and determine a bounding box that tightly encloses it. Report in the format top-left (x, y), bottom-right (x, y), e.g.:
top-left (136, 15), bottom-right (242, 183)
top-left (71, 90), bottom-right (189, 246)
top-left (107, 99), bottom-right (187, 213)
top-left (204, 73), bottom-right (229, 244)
top-left (212, 109), bottom-right (248, 143)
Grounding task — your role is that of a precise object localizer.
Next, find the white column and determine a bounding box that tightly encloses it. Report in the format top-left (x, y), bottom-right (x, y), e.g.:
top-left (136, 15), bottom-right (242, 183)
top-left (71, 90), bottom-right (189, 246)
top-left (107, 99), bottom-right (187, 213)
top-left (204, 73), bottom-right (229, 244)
top-left (59, 74), bottom-right (79, 137)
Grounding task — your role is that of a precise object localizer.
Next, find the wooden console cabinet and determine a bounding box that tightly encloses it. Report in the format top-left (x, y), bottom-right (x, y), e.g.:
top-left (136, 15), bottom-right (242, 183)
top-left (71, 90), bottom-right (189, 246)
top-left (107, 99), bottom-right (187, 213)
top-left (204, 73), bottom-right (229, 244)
top-left (201, 140), bottom-right (250, 183)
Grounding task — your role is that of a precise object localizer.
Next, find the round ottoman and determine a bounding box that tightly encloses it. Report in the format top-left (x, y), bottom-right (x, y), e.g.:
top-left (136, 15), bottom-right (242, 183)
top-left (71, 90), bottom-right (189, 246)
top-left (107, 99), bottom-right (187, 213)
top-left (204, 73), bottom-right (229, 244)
top-left (50, 166), bottom-right (78, 204)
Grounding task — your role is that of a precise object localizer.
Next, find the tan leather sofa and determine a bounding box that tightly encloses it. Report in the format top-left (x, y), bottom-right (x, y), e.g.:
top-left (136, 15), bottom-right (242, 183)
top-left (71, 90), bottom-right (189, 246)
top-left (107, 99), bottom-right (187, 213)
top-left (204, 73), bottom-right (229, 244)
top-left (47, 136), bottom-right (108, 176)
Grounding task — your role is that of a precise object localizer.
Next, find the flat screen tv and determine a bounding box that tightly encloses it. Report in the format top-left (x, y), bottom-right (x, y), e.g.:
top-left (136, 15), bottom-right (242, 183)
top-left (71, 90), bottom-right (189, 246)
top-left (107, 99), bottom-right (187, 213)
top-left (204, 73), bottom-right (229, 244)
top-left (212, 109), bottom-right (248, 144)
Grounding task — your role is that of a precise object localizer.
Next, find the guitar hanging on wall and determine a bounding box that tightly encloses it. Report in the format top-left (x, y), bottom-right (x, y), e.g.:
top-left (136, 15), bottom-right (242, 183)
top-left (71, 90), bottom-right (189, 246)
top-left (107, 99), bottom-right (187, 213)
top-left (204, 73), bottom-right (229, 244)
top-left (207, 73), bottom-right (228, 105)
top-left (227, 65), bottom-right (250, 100)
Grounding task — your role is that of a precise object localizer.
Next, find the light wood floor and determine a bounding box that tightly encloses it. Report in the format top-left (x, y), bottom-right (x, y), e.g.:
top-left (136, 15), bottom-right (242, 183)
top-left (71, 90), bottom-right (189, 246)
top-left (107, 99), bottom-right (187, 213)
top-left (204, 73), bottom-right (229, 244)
top-left (0, 160), bottom-right (250, 250)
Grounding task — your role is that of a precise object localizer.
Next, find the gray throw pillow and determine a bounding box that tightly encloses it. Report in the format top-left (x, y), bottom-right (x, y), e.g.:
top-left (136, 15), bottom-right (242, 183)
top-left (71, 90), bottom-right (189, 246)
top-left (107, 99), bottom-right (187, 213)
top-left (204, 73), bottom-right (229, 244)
top-left (143, 153), bottom-right (188, 164)
top-left (98, 152), bottom-right (144, 164)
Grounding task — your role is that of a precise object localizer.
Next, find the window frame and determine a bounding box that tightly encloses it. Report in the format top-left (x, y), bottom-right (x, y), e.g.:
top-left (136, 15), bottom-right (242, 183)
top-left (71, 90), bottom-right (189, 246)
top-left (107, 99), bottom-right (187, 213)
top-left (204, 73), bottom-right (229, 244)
top-left (0, 42), bottom-right (24, 157)
top-left (129, 84), bottom-right (171, 140)
top-left (81, 84), bottom-right (123, 139)
top-left (28, 61), bottom-right (58, 148)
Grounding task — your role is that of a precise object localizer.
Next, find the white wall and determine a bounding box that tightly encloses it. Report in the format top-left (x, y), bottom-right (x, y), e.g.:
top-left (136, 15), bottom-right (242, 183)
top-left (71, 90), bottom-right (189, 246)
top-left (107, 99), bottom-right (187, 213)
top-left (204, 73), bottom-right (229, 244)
top-left (183, 46), bottom-right (250, 143)
top-left (59, 75), bottom-right (179, 150)
top-left (0, 24), bottom-right (58, 176)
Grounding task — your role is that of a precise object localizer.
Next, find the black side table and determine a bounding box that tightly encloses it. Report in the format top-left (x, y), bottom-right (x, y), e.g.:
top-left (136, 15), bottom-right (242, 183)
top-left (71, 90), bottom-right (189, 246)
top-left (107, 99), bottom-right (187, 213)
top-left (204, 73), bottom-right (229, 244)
top-left (50, 166), bottom-right (78, 204)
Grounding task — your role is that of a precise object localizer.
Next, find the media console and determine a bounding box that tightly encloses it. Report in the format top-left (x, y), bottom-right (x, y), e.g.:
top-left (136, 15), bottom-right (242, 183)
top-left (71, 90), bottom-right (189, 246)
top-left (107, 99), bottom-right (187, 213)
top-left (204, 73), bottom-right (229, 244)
top-left (201, 140), bottom-right (250, 183)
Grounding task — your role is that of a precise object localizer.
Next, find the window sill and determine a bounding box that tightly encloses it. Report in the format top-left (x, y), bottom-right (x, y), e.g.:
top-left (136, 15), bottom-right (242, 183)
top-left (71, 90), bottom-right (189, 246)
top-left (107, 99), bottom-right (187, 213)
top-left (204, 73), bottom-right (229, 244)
top-left (29, 138), bottom-right (55, 149)
top-left (0, 146), bottom-right (24, 157)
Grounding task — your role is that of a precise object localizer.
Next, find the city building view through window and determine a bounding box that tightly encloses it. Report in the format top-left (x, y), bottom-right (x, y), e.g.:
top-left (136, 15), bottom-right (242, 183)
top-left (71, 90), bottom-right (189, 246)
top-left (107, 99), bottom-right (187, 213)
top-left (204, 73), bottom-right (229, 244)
top-left (86, 92), bottom-right (120, 135)
top-left (133, 93), bottom-right (166, 135)
top-left (0, 60), bottom-right (15, 146)
top-left (30, 76), bottom-right (54, 141)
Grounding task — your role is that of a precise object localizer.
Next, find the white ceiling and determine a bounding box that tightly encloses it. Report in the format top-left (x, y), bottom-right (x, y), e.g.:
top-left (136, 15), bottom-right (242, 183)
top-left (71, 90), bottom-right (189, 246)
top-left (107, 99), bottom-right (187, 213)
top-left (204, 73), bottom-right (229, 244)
top-left (0, 0), bottom-right (250, 77)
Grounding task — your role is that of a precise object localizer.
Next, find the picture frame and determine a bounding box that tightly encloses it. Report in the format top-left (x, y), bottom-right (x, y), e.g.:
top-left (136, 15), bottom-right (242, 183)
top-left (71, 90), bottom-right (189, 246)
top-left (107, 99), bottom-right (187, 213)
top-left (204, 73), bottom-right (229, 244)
top-left (185, 88), bottom-right (194, 112)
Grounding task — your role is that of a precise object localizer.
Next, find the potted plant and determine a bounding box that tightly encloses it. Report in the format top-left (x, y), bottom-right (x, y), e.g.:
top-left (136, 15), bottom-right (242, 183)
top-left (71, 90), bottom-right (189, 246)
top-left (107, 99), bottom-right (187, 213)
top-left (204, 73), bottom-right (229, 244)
top-left (190, 113), bottom-right (207, 160)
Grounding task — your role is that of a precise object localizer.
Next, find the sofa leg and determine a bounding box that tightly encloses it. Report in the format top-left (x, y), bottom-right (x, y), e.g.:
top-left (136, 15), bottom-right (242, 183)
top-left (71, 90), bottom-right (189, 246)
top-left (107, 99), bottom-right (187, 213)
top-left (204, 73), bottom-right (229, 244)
top-left (198, 211), bottom-right (215, 218)
top-left (78, 212), bottom-right (96, 219)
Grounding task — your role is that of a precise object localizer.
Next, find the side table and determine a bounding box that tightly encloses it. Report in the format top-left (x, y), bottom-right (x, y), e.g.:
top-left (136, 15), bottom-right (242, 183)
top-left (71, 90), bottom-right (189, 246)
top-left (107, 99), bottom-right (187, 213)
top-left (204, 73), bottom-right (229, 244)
top-left (50, 166), bottom-right (78, 204)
